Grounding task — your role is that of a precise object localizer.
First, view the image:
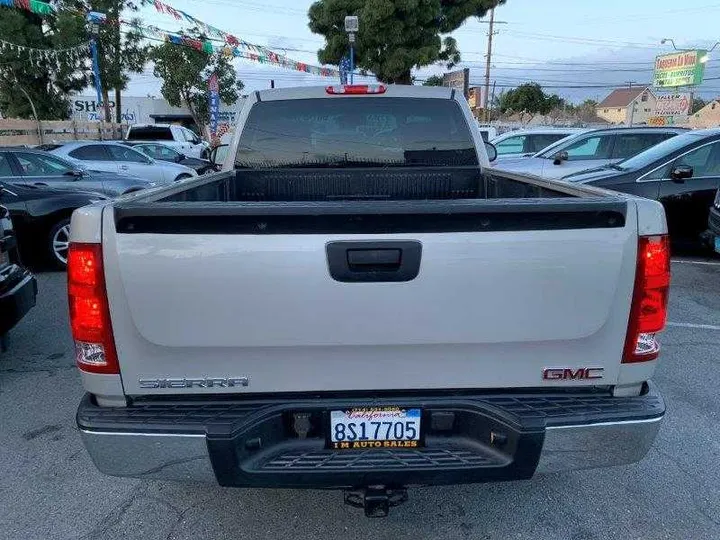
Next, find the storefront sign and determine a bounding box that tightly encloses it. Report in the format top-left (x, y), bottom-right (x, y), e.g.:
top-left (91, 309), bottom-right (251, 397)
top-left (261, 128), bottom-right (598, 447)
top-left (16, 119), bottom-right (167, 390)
top-left (654, 50), bottom-right (707, 88)
top-left (654, 93), bottom-right (692, 117)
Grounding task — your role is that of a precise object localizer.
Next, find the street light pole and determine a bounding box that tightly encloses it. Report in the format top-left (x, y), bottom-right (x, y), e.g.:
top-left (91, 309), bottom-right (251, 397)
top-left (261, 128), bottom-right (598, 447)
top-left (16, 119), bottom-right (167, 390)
top-left (86, 12), bottom-right (106, 126)
top-left (345, 16), bottom-right (359, 85)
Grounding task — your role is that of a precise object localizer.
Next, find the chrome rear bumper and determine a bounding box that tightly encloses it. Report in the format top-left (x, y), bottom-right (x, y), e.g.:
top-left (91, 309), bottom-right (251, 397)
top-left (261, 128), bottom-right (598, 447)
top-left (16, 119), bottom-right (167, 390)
top-left (78, 383), bottom-right (665, 485)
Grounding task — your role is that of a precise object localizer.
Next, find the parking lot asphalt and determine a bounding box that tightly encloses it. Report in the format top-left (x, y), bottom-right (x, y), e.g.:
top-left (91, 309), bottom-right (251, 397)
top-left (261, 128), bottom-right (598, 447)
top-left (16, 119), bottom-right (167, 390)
top-left (0, 259), bottom-right (719, 540)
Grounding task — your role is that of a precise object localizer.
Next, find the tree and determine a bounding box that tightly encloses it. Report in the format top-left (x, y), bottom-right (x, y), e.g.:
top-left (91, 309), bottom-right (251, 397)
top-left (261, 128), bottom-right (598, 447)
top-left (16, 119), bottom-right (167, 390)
top-left (499, 83), bottom-right (563, 115)
top-left (422, 75), bottom-right (444, 86)
top-left (691, 97), bottom-right (707, 114)
top-left (67, 1), bottom-right (149, 123)
top-left (0, 8), bottom-right (88, 119)
top-left (574, 99), bottom-right (599, 122)
top-left (308, 0), bottom-right (504, 84)
top-left (151, 31), bottom-right (244, 135)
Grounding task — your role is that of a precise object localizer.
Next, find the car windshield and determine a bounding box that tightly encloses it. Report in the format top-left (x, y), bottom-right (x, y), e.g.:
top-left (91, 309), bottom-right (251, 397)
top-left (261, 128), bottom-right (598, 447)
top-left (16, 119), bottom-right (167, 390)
top-left (535, 132), bottom-right (589, 158)
top-left (127, 126), bottom-right (173, 140)
top-left (235, 97), bottom-right (478, 168)
top-left (616, 132), bottom-right (706, 171)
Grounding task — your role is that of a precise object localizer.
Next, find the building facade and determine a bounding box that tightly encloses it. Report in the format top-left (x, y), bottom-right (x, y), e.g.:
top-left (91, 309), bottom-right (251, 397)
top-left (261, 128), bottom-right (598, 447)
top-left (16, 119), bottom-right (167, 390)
top-left (596, 87), bottom-right (656, 125)
top-left (689, 99), bottom-right (720, 129)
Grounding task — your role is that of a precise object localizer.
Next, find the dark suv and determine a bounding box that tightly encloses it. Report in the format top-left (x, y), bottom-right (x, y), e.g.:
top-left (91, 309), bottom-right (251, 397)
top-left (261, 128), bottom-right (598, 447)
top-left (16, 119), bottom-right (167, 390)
top-left (710, 187), bottom-right (720, 254)
top-left (0, 199), bottom-right (37, 350)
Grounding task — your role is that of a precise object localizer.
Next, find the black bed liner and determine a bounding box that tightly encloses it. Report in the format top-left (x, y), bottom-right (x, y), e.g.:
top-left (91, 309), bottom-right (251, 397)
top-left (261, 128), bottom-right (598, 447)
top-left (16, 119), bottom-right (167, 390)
top-left (113, 167), bottom-right (628, 234)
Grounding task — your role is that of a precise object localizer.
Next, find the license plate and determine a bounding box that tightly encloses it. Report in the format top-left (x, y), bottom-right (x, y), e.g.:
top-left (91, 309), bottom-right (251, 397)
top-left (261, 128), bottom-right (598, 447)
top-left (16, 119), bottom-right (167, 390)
top-left (329, 407), bottom-right (422, 450)
top-left (715, 236), bottom-right (720, 254)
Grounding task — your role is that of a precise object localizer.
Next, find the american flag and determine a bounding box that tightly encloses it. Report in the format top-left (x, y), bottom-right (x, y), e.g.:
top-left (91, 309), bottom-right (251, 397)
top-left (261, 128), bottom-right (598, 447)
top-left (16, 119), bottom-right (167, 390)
top-left (339, 55), bottom-right (350, 84)
top-left (211, 123), bottom-right (231, 146)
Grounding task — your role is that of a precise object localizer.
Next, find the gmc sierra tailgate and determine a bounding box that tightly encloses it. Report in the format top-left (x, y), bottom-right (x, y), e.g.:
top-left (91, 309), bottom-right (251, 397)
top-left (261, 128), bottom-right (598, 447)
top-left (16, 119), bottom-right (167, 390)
top-left (101, 192), bottom-right (638, 395)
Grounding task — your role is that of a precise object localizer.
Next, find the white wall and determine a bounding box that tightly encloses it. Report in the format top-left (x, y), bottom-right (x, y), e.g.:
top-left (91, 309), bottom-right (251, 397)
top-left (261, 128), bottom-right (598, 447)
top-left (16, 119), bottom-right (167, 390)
top-left (70, 95), bottom-right (244, 126)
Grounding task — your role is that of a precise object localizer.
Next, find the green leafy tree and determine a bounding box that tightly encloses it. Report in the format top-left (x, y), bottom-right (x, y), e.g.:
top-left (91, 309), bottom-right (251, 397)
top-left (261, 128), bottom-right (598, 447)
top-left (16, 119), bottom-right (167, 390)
top-left (0, 8), bottom-right (88, 119)
top-left (499, 83), bottom-right (563, 115)
top-left (67, 1), bottom-right (149, 123)
top-left (151, 31), bottom-right (244, 135)
top-left (422, 74), bottom-right (444, 86)
top-left (308, 0), bottom-right (504, 84)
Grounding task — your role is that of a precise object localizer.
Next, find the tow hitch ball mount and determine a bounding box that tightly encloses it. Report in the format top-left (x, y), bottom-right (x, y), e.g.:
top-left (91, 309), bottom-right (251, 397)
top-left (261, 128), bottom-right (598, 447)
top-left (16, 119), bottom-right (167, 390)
top-left (344, 486), bottom-right (409, 517)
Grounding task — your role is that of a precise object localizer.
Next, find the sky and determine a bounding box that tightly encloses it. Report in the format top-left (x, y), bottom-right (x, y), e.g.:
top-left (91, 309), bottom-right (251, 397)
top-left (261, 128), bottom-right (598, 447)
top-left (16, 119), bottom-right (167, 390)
top-left (125, 0), bottom-right (720, 103)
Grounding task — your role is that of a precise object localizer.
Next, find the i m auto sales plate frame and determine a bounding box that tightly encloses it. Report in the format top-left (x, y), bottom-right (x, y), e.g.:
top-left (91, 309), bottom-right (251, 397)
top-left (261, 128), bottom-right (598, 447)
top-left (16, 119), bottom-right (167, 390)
top-left (327, 406), bottom-right (423, 450)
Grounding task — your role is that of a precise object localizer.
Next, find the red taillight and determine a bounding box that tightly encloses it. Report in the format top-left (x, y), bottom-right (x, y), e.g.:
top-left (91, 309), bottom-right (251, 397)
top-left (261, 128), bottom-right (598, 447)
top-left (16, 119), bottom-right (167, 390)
top-left (68, 243), bottom-right (118, 374)
top-left (623, 235), bottom-right (671, 363)
top-left (325, 84), bottom-right (387, 95)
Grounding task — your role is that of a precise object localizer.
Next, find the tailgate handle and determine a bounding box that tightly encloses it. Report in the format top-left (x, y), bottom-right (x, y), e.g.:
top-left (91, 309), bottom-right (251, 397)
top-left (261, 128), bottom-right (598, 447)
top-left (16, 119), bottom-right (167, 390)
top-left (326, 241), bottom-right (422, 283)
top-left (347, 248), bottom-right (401, 269)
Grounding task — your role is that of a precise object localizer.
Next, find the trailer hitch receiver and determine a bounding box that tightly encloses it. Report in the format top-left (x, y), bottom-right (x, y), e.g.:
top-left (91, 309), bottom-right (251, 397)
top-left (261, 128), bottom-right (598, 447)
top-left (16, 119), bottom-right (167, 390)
top-left (344, 486), bottom-right (408, 517)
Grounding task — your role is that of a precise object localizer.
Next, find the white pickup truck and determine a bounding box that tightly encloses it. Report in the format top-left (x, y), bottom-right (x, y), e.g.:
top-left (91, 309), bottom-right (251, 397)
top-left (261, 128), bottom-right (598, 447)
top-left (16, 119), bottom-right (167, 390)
top-left (71, 84), bottom-right (669, 517)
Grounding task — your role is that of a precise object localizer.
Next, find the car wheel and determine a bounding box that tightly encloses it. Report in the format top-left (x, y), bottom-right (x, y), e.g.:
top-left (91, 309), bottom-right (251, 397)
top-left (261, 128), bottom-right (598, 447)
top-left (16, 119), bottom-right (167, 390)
top-left (48, 218), bottom-right (71, 270)
top-left (174, 174), bottom-right (192, 182)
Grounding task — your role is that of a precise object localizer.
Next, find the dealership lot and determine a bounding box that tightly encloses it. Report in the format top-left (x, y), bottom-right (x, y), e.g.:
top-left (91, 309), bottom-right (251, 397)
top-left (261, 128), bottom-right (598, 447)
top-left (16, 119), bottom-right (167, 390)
top-left (0, 260), bottom-right (718, 540)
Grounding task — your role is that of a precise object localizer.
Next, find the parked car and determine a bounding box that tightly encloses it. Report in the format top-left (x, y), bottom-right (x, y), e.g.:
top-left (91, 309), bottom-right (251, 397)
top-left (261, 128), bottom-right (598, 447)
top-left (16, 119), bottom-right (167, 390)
top-left (494, 127), bottom-right (687, 179)
top-left (49, 141), bottom-right (197, 185)
top-left (73, 84), bottom-right (668, 516)
top-left (122, 142), bottom-right (217, 175)
top-left (491, 128), bottom-right (587, 159)
top-left (125, 124), bottom-right (209, 159)
top-left (476, 125), bottom-right (497, 142)
top-left (563, 129), bottom-right (720, 245)
top-left (0, 200), bottom-right (36, 350)
top-left (0, 180), bottom-right (106, 269)
top-left (0, 147), bottom-right (154, 197)
top-left (709, 187), bottom-right (720, 254)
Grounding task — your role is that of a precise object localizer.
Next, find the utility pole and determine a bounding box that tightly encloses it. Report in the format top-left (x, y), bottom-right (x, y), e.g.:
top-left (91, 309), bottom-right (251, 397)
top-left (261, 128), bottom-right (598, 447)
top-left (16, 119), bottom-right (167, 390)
top-left (626, 80), bottom-right (637, 126)
top-left (483, 8), bottom-right (495, 123)
top-left (490, 80), bottom-right (496, 118)
top-left (478, 9), bottom-right (507, 123)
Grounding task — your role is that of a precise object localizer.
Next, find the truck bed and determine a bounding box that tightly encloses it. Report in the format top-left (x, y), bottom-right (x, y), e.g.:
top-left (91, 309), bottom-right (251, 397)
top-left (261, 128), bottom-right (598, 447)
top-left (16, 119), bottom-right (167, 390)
top-left (94, 167), bottom-right (638, 396)
top-left (135, 167), bottom-right (575, 203)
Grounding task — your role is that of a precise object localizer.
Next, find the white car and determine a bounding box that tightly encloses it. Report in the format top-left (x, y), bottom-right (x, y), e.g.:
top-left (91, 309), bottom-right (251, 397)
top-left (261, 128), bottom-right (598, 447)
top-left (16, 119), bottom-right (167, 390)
top-left (50, 141), bottom-right (197, 185)
top-left (491, 128), bottom-right (587, 159)
top-left (125, 124), bottom-right (209, 159)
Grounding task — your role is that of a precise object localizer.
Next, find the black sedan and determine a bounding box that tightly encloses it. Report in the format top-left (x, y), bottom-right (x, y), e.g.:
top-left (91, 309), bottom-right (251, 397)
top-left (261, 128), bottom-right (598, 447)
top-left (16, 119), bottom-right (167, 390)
top-left (0, 181), bottom-right (107, 269)
top-left (122, 142), bottom-right (217, 175)
top-left (563, 129), bottom-right (720, 246)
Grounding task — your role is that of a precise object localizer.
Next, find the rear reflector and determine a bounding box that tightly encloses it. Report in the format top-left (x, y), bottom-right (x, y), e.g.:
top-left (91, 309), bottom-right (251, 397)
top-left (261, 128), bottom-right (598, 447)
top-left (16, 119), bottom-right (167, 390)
top-left (623, 235), bottom-right (671, 363)
top-left (326, 84), bottom-right (387, 95)
top-left (68, 243), bottom-right (119, 374)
